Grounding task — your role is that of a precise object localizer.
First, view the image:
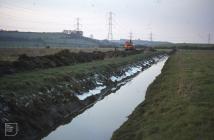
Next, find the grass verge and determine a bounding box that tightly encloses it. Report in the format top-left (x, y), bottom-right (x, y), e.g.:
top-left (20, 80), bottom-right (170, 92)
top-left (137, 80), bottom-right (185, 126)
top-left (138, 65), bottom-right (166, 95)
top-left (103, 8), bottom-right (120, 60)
top-left (111, 50), bottom-right (214, 140)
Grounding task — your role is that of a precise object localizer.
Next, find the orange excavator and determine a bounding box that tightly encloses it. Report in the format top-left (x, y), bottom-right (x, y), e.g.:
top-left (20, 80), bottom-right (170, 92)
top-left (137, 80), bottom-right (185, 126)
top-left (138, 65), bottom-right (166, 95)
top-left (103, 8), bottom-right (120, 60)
top-left (124, 39), bottom-right (135, 50)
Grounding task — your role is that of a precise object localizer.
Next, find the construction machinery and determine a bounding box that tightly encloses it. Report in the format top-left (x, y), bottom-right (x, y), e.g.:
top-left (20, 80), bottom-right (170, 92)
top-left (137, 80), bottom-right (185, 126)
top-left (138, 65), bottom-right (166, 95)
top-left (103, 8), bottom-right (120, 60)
top-left (124, 40), bottom-right (135, 50)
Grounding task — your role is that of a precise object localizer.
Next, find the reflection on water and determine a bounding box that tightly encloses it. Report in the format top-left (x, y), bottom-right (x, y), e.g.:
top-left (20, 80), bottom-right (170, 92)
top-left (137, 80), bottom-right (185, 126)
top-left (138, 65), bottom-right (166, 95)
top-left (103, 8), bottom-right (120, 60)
top-left (44, 57), bottom-right (168, 140)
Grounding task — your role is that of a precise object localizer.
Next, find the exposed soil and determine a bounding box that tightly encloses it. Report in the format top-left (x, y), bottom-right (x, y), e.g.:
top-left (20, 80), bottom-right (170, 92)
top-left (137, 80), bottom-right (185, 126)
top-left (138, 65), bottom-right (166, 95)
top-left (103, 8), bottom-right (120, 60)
top-left (0, 52), bottom-right (168, 140)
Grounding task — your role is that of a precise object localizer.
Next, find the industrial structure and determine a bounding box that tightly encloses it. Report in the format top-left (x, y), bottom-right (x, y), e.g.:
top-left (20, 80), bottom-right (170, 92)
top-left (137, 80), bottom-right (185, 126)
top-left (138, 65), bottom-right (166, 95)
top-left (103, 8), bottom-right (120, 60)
top-left (63, 18), bottom-right (83, 37)
top-left (63, 30), bottom-right (83, 37)
top-left (107, 12), bottom-right (113, 41)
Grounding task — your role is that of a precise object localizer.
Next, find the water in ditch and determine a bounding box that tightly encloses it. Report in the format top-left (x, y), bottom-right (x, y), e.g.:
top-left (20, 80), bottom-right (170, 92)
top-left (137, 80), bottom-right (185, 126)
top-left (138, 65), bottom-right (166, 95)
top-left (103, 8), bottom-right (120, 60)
top-left (44, 57), bottom-right (168, 140)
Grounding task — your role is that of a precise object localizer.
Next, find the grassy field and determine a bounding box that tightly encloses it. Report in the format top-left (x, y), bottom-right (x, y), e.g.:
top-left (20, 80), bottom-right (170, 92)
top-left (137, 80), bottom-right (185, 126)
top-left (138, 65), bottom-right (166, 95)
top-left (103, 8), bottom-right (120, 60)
top-left (0, 47), bottom-right (123, 61)
top-left (0, 51), bottom-right (160, 97)
top-left (112, 50), bottom-right (214, 140)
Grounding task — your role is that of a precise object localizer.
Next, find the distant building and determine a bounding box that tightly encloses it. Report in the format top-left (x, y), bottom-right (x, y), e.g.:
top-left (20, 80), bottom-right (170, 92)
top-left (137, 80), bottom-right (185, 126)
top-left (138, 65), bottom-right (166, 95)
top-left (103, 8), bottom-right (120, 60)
top-left (63, 30), bottom-right (83, 37)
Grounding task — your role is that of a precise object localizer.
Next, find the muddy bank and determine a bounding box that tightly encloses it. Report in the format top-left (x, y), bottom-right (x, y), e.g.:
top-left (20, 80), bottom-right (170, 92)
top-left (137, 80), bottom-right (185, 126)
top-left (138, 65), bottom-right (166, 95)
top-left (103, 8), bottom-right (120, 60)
top-left (0, 52), bottom-right (166, 140)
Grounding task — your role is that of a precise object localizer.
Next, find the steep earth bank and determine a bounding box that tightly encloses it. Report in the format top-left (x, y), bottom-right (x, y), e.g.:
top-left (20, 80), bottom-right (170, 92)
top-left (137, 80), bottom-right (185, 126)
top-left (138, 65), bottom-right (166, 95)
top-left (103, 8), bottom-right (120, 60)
top-left (0, 51), bottom-right (169, 140)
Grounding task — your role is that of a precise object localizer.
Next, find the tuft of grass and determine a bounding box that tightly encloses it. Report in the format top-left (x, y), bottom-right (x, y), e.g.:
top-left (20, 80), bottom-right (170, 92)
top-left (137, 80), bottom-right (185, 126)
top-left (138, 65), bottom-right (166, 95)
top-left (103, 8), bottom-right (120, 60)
top-left (112, 50), bottom-right (214, 140)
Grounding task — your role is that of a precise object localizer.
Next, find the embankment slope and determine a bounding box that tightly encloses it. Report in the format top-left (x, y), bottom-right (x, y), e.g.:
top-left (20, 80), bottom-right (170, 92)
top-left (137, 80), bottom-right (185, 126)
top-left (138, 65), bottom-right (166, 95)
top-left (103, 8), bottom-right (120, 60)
top-left (112, 50), bottom-right (214, 140)
top-left (0, 51), bottom-right (166, 140)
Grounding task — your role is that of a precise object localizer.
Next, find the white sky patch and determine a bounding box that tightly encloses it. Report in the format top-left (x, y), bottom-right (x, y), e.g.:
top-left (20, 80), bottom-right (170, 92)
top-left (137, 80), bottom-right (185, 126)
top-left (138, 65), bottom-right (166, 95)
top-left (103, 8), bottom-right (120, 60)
top-left (0, 0), bottom-right (213, 43)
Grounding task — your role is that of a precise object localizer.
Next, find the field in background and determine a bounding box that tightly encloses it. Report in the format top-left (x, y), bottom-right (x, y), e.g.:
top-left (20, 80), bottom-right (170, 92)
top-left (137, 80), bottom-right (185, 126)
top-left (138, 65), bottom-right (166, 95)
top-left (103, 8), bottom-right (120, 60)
top-left (0, 31), bottom-right (102, 48)
top-left (0, 47), bottom-right (124, 61)
top-left (112, 50), bottom-right (214, 140)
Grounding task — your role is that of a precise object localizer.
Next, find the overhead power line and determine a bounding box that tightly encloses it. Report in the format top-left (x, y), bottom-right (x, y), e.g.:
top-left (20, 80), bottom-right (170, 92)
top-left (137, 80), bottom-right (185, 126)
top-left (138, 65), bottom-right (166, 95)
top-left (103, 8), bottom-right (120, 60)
top-left (76, 17), bottom-right (80, 31)
top-left (129, 32), bottom-right (133, 40)
top-left (107, 12), bottom-right (113, 41)
top-left (150, 32), bottom-right (153, 42)
top-left (208, 33), bottom-right (211, 44)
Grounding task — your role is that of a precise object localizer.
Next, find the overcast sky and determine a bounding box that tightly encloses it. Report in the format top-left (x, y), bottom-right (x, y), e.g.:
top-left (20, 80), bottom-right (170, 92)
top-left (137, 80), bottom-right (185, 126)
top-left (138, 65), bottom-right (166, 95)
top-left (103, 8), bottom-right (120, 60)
top-left (0, 0), bottom-right (214, 43)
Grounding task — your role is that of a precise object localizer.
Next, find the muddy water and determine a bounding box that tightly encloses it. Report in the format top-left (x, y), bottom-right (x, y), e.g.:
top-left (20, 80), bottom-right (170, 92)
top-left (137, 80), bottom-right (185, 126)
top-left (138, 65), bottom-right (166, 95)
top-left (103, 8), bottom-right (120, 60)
top-left (43, 57), bottom-right (168, 140)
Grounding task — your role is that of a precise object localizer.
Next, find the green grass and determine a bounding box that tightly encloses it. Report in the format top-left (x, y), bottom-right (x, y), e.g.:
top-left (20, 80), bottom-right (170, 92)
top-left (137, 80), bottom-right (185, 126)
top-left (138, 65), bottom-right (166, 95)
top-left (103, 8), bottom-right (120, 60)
top-left (112, 50), bottom-right (214, 140)
top-left (0, 52), bottom-right (159, 96)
